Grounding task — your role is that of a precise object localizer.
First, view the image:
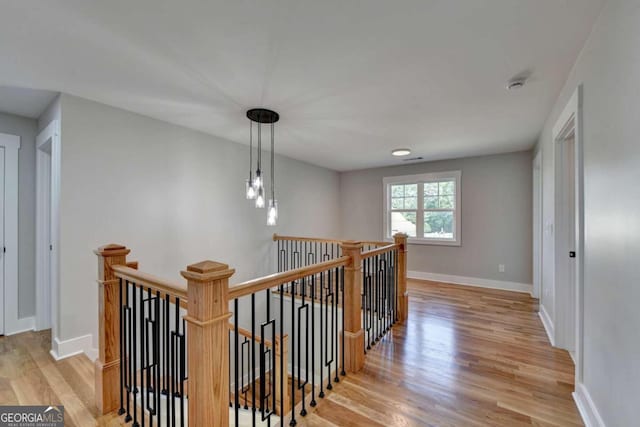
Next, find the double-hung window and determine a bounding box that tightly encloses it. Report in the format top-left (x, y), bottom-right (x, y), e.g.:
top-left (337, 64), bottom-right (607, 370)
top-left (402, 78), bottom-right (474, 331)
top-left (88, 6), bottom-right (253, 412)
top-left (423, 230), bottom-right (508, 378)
top-left (383, 171), bottom-right (461, 245)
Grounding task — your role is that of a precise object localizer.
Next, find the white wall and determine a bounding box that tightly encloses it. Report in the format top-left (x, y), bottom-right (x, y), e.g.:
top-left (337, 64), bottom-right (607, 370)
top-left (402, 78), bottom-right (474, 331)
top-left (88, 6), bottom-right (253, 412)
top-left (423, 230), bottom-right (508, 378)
top-left (339, 151), bottom-right (533, 288)
top-left (0, 112), bottom-right (37, 318)
top-left (536, 1), bottom-right (640, 425)
top-left (55, 95), bottom-right (340, 351)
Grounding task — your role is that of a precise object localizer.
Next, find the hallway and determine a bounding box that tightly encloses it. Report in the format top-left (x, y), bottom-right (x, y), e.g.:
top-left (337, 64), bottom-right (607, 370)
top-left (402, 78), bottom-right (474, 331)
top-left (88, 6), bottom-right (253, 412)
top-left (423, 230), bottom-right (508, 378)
top-left (0, 280), bottom-right (581, 426)
top-left (301, 280), bottom-right (581, 426)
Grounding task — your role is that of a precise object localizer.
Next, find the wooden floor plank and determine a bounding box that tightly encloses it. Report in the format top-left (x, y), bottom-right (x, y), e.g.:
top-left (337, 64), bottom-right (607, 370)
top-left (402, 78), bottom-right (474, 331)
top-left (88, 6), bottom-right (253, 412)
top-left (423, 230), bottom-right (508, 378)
top-left (0, 279), bottom-right (582, 426)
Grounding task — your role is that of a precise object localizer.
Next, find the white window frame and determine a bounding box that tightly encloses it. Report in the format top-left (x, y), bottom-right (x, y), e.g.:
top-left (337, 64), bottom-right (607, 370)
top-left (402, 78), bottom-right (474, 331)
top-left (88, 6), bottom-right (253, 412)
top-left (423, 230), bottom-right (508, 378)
top-left (383, 171), bottom-right (461, 246)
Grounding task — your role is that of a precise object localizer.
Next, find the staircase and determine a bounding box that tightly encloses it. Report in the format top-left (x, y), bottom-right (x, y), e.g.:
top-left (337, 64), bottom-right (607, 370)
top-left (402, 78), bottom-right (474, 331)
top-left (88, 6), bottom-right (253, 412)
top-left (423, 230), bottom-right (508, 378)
top-left (93, 233), bottom-right (408, 426)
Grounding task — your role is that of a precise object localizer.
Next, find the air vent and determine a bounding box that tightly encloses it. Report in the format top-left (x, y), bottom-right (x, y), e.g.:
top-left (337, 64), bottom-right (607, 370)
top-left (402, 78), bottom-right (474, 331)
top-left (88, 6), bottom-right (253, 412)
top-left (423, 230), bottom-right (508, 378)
top-left (402, 156), bottom-right (423, 162)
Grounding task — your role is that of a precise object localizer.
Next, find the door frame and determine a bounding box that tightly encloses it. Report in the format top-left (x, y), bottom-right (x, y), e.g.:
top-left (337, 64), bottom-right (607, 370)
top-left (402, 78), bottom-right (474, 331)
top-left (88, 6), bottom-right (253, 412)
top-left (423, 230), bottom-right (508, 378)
top-left (552, 85), bottom-right (584, 384)
top-left (35, 120), bottom-right (61, 338)
top-left (532, 149), bottom-right (542, 299)
top-left (0, 132), bottom-right (24, 335)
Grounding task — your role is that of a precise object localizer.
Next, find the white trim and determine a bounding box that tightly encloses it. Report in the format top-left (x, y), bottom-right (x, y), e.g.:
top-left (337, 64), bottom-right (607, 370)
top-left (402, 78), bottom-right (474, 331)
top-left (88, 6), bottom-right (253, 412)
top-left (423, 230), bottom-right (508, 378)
top-left (0, 133), bottom-right (26, 336)
top-left (532, 149), bottom-right (542, 299)
top-left (383, 170), bottom-right (461, 246)
top-left (552, 85), bottom-right (585, 385)
top-left (49, 334), bottom-right (96, 361)
top-left (573, 383), bottom-right (606, 427)
top-left (35, 120), bottom-right (58, 332)
top-left (538, 304), bottom-right (555, 346)
top-left (408, 270), bottom-right (532, 294)
top-left (35, 120), bottom-right (61, 353)
top-left (5, 317), bottom-right (35, 336)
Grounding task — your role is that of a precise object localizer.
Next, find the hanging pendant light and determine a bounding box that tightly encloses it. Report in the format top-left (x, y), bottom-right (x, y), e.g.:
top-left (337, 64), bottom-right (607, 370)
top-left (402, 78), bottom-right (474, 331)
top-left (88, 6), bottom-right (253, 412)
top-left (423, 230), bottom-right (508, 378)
top-left (246, 108), bottom-right (279, 218)
top-left (246, 121), bottom-right (256, 199)
top-left (267, 122), bottom-right (278, 226)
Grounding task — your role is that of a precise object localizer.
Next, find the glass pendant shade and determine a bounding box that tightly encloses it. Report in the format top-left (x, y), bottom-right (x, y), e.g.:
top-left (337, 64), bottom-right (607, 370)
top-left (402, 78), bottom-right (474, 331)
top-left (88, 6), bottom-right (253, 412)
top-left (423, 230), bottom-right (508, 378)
top-left (267, 199), bottom-right (278, 226)
top-left (246, 179), bottom-right (256, 199)
top-left (253, 173), bottom-right (263, 191)
top-left (255, 187), bottom-right (265, 208)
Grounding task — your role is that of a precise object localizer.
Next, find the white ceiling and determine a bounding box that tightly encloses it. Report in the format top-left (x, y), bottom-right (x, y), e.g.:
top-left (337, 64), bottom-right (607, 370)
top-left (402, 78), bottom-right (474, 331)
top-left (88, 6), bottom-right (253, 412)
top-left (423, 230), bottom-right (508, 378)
top-left (0, 86), bottom-right (58, 119)
top-left (0, 1), bottom-right (603, 171)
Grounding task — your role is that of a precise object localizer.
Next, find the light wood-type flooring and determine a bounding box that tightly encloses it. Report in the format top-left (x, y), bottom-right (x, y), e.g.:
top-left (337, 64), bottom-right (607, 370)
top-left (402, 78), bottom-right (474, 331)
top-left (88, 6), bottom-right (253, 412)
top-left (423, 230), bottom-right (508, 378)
top-left (0, 280), bottom-right (582, 426)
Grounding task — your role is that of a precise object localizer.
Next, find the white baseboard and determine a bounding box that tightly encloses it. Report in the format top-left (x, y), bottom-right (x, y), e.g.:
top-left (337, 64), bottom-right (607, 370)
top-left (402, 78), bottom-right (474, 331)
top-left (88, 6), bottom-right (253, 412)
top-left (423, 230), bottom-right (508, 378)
top-left (5, 316), bottom-right (35, 336)
top-left (573, 383), bottom-right (606, 427)
top-left (408, 271), bottom-right (532, 295)
top-left (50, 334), bottom-right (95, 361)
top-left (538, 304), bottom-right (555, 346)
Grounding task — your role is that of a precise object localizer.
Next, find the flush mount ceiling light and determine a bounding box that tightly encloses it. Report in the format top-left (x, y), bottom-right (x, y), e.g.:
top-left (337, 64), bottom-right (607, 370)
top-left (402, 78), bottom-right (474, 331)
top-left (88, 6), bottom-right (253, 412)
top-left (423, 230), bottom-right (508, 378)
top-left (245, 108), bottom-right (280, 226)
top-left (392, 148), bottom-right (411, 157)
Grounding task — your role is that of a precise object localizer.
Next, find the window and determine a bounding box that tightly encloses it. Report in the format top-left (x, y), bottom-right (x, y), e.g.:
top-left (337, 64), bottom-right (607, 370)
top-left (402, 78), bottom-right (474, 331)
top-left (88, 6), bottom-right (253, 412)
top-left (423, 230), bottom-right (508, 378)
top-left (383, 171), bottom-right (461, 245)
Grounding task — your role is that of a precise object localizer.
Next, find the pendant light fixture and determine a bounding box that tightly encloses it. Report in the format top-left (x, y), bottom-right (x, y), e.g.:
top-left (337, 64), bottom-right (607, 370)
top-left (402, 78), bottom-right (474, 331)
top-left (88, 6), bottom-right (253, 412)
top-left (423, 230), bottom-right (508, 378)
top-left (246, 108), bottom-right (279, 224)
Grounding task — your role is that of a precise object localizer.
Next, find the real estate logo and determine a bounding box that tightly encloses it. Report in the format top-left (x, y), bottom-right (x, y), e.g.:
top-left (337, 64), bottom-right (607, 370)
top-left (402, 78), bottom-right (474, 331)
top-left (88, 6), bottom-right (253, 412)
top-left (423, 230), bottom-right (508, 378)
top-left (0, 406), bottom-right (64, 427)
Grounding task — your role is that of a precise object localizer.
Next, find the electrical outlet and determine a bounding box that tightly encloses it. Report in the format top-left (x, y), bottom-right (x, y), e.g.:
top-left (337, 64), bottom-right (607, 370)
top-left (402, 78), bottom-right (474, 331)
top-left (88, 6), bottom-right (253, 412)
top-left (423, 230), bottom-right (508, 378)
top-left (498, 264), bottom-right (505, 273)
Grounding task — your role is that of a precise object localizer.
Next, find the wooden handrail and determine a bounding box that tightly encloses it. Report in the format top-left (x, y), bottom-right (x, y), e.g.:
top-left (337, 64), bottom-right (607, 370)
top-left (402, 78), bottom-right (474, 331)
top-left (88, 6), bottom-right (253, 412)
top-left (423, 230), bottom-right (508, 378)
top-left (229, 256), bottom-right (350, 300)
top-left (273, 233), bottom-right (344, 244)
top-left (228, 323), bottom-right (289, 348)
top-left (361, 243), bottom-right (399, 260)
top-left (360, 240), bottom-right (389, 247)
top-left (273, 233), bottom-right (388, 248)
top-left (112, 265), bottom-right (188, 301)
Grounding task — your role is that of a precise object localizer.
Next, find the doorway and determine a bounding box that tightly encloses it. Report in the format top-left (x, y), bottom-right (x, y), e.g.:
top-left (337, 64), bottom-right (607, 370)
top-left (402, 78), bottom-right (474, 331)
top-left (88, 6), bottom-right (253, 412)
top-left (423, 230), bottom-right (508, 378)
top-left (35, 120), bottom-right (60, 340)
top-left (552, 86), bottom-right (584, 384)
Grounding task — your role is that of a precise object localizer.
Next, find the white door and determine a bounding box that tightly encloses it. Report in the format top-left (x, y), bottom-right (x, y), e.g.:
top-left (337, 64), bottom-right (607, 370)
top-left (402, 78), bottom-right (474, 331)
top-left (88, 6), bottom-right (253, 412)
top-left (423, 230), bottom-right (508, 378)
top-left (565, 136), bottom-right (577, 355)
top-left (0, 147), bottom-right (5, 335)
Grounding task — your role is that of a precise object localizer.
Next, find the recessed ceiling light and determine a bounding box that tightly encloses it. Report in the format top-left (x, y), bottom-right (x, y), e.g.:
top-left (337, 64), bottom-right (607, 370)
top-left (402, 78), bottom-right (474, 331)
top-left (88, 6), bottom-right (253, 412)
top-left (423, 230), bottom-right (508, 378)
top-left (392, 148), bottom-right (411, 157)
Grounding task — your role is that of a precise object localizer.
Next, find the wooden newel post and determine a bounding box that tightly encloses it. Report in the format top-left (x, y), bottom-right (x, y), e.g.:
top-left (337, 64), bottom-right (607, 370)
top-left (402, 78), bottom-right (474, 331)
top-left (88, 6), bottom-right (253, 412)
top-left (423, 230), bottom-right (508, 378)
top-left (94, 244), bottom-right (130, 414)
top-left (181, 261), bottom-right (235, 427)
top-left (340, 241), bottom-right (365, 373)
top-left (394, 233), bottom-right (409, 322)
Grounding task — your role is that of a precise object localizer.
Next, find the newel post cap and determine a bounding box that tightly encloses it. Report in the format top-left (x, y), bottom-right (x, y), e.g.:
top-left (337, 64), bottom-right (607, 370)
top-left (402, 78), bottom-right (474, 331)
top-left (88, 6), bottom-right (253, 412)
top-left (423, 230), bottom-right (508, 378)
top-left (340, 240), bottom-right (363, 251)
top-left (94, 243), bottom-right (130, 257)
top-left (181, 260), bottom-right (235, 282)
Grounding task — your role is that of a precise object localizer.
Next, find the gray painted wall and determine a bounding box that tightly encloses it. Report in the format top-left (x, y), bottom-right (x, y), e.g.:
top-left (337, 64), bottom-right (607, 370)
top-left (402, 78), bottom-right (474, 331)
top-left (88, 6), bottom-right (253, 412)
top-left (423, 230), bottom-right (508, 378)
top-left (56, 94), bottom-right (341, 345)
top-left (339, 151), bottom-right (533, 285)
top-left (536, 1), bottom-right (640, 425)
top-left (0, 112), bottom-right (37, 318)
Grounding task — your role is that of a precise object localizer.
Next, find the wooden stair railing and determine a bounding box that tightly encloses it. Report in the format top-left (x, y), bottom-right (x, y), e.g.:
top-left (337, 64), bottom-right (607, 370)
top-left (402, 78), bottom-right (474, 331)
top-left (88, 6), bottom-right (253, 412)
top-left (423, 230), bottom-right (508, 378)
top-left (95, 234), bottom-right (407, 427)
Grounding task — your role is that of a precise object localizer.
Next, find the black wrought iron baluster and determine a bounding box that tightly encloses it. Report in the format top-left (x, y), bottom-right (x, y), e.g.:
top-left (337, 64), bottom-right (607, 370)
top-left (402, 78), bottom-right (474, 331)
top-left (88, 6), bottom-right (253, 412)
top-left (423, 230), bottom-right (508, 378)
top-left (297, 276), bottom-right (308, 417)
top-left (139, 285), bottom-right (145, 427)
top-left (124, 281), bottom-right (132, 422)
top-left (340, 266), bottom-right (346, 376)
top-left (241, 337), bottom-right (249, 409)
top-left (131, 282), bottom-right (139, 427)
top-left (318, 271), bottom-right (325, 400)
top-left (325, 269), bottom-right (334, 391)
top-left (310, 273), bottom-right (316, 407)
top-left (279, 283), bottom-right (284, 424)
top-left (234, 299), bottom-right (240, 427)
top-left (333, 268), bottom-right (339, 383)
top-left (180, 318), bottom-right (186, 427)
top-left (290, 279), bottom-right (296, 426)
top-left (259, 319), bottom-right (276, 424)
top-left (118, 278), bottom-right (125, 416)
top-left (154, 291), bottom-right (161, 425)
top-left (252, 293), bottom-right (256, 425)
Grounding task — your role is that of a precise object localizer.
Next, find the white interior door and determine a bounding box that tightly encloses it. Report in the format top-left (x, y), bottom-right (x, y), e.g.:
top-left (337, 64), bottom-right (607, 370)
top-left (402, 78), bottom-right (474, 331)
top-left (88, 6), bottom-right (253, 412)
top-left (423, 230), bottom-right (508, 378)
top-left (565, 136), bottom-right (577, 355)
top-left (0, 147), bottom-right (5, 335)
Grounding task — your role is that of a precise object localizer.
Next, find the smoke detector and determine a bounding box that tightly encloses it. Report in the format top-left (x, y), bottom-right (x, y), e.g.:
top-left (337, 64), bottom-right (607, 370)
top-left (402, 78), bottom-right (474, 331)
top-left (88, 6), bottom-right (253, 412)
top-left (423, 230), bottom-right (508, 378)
top-left (507, 78), bottom-right (526, 90)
